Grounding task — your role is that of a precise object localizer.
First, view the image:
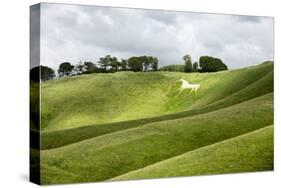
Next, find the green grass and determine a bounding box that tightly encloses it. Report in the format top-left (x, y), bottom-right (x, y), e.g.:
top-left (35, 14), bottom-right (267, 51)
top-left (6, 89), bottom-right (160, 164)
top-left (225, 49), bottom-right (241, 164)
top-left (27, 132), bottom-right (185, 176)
top-left (40, 62), bottom-right (273, 150)
top-left (37, 61), bottom-right (274, 184)
top-left (30, 81), bottom-right (40, 131)
top-left (40, 93), bottom-right (273, 184)
top-left (111, 125), bottom-right (273, 181)
top-left (41, 61), bottom-right (273, 131)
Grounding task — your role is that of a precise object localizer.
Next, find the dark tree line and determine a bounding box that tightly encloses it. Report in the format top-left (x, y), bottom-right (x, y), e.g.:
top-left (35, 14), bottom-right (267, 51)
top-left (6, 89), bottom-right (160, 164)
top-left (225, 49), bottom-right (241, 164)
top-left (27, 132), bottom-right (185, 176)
top-left (30, 54), bottom-right (228, 82)
top-left (128, 56), bottom-right (158, 72)
top-left (161, 54), bottom-right (227, 73)
top-left (56, 55), bottom-right (159, 76)
top-left (30, 55), bottom-right (159, 81)
top-left (185, 54), bottom-right (227, 72)
top-left (96, 55), bottom-right (158, 72)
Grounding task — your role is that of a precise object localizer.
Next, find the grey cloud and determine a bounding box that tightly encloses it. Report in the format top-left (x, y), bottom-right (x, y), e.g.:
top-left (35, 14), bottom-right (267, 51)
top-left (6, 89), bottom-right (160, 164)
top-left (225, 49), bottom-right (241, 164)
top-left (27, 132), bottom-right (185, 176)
top-left (40, 3), bottom-right (273, 70)
top-left (144, 10), bottom-right (178, 25)
top-left (235, 15), bottom-right (262, 23)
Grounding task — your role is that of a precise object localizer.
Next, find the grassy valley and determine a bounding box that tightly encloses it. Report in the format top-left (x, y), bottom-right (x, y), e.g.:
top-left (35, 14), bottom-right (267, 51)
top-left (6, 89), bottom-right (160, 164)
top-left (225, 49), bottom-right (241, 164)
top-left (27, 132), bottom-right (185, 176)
top-left (35, 62), bottom-right (273, 184)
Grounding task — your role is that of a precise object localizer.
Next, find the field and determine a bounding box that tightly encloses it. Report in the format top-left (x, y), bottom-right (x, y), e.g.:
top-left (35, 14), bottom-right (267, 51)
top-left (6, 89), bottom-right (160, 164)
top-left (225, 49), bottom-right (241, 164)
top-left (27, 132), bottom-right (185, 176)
top-left (33, 61), bottom-right (273, 184)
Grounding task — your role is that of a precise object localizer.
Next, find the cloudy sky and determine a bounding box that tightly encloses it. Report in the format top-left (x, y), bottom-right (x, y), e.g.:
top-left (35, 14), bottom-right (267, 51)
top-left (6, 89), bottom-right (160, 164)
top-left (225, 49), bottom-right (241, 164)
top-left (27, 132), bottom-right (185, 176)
top-left (39, 3), bottom-right (273, 70)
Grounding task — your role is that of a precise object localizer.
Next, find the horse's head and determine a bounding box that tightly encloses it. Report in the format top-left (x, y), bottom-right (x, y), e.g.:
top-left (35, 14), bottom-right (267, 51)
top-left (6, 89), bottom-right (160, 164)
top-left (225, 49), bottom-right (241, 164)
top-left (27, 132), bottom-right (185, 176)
top-left (179, 78), bottom-right (188, 84)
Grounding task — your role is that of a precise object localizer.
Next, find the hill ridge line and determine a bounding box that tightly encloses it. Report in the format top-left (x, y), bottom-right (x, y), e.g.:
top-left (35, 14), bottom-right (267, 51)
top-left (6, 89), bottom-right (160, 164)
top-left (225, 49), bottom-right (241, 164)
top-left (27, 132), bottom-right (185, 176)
top-left (109, 125), bottom-right (273, 180)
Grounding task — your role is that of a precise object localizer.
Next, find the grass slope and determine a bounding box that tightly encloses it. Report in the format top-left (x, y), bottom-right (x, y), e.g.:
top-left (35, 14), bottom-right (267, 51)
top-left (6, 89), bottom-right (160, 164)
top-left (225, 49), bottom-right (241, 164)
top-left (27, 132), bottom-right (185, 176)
top-left (41, 61), bottom-right (273, 131)
top-left (41, 63), bottom-right (273, 149)
top-left (41, 93), bottom-right (273, 184)
top-left (112, 126), bottom-right (273, 181)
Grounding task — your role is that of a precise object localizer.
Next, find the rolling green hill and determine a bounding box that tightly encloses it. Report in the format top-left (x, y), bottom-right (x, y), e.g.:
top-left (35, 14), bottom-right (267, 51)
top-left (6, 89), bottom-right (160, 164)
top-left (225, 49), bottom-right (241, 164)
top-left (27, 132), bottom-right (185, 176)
top-left (40, 62), bottom-right (273, 149)
top-left (41, 93), bottom-right (273, 184)
top-left (41, 61), bottom-right (273, 131)
top-left (36, 61), bottom-right (274, 184)
top-left (112, 125), bottom-right (273, 181)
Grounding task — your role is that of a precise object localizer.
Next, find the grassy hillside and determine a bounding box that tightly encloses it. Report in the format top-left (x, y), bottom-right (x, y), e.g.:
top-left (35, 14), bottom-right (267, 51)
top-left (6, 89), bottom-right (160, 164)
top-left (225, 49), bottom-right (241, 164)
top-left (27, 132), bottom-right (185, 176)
top-left (41, 93), bottom-right (273, 184)
top-left (41, 62), bottom-right (273, 149)
top-left (112, 126), bottom-right (273, 181)
top-left (38, 62), bottom-right (274, 184)
top-left (41, 61), bottom-right (273, 131)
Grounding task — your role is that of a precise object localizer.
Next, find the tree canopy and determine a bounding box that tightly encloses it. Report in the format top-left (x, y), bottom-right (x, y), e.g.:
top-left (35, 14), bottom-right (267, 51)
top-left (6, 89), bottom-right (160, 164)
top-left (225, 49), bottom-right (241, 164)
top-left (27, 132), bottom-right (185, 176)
top-left (41, 65), bottom-right (55, 81)
top-left (151, 57), bottom-right (158, 71)
top-left (193, 62), bottom-right (199, 72)
top-left (30, 65), bottom-right (55, 82)
top-left (84, 61), bottom-right (98, 74)
top-left (58, 62), bottom-right (74, 77)
top-left (128, 56), bottom-right (158, 72)
top-left (120, 59), bottom-right (128, 71)
top-left (199, 56), bottom-right (228, 72)
top-left (128, 57), bottom-right (143, 72)
top-left (183, 54), bottom-right (192, 72)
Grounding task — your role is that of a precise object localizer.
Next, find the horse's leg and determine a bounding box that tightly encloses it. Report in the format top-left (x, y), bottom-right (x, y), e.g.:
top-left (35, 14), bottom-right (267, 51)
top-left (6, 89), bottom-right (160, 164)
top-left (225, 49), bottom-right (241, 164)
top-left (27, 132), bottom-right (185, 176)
top-left (177, 84), bottom-right (183, 91)
top-left (176, 88), bottom-right (184, 96)
top-left (177, 86), bottom-right (182, 91)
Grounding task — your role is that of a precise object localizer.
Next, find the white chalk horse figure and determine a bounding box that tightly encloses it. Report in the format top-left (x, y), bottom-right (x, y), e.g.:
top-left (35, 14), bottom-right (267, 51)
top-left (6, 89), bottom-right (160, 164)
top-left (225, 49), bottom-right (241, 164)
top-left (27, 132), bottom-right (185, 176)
top-left (178, 78), bottom-right (200, 94)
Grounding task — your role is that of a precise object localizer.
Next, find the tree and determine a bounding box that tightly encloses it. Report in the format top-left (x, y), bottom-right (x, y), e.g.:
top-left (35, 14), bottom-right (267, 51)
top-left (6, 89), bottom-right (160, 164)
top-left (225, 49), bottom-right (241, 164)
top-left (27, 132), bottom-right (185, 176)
top-left (73, 61), bottom-right (87, 75)
top-left (30, 66), bottom-right (40, 82)
top-left (139, 56), bottom-right (158, 71)
top-left (141, 56), bottom-right (150, 72)
top-left (109, 57), bottom-right (120, 72)
top-left (30, 65), bottom-right (55, 81)
top-left (120, 59), bottom-right (128, 71)
top-left (84, 61), bottom-right (98, 74)
top-left (183, 54), bottom-right (192, 72)
top-left (193, 62), bottom-right (199, 72)
top-left (152, 57), bottom-right (158, 71)
top-left (41, 65), bottom-right (55, 81)
top-left (58, 62), bottom-right (74, 77)
top-left (199, 56), bottom-right (228, 72)
top-left (97, 55), bottom-right (111, 72)
top-left (128, 57), bottom-right (143, 72)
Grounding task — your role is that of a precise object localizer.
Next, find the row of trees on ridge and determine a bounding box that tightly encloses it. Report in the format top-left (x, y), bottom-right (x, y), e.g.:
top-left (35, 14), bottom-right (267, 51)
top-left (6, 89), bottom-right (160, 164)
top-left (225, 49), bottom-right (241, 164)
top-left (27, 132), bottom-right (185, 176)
top-left (160, 55), bottom-right (227, 73)
top-left (57, 55), bottom-right (159, 77)
top-left (30, 54), bottom-right (228, 82)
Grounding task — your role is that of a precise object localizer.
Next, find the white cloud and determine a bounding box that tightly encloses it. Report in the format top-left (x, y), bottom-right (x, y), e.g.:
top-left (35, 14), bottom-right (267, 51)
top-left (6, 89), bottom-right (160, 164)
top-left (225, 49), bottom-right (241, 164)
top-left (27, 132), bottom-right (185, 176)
top-left (40, 3), bottom-right (274, 70)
